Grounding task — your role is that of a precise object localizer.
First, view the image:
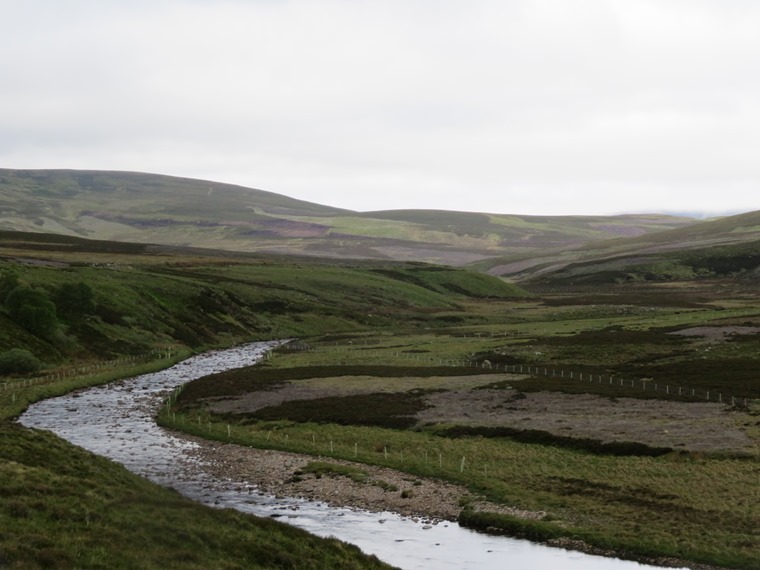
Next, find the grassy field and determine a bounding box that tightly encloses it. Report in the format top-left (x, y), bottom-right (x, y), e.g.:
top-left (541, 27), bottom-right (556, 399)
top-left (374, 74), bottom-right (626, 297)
top-left (2, 238), bottom-right (526, 569)
top-left (166, 281), bottom-right (760, 570)
top-left (0, 230), bottom-right (525, 361)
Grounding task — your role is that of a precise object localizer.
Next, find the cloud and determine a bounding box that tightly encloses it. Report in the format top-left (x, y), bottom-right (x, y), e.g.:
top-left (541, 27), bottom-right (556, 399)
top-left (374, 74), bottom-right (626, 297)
top-left (1, 0), bottom-right (759, 215)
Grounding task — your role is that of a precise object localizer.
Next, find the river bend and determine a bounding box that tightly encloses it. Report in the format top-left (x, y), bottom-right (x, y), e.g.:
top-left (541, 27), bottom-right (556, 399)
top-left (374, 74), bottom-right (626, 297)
top-left (19, 342), bottom-right (681, 570)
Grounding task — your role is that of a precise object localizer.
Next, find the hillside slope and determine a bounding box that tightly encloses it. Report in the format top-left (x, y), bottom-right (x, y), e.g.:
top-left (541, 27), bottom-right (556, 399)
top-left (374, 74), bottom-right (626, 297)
top-left (0, 229), bottom-right (526, 361)
top-left (480, 210), bottom-right (760, 284)
top-left (0, 169), bottom-right (696, 265)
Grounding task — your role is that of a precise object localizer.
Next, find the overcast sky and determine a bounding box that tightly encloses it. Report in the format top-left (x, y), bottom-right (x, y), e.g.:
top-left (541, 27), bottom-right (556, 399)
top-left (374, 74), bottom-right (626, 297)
top-left (2, 1), bottom-right (758, 216)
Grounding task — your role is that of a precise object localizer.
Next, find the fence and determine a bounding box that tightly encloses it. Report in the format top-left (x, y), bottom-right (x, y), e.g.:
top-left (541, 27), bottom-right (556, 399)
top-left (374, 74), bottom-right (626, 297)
top-left (1, 348), bottom-right (176, 399)
top-left (281, 342), bottom-right (752, 408)
top-left (162, 406), bottom-right (491, 476)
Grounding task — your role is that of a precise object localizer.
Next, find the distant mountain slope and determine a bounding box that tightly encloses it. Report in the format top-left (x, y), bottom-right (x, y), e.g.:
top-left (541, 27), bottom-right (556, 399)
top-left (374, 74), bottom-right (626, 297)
top-left (480, 209), bottom-right (760, 283)
top-left (0, 169), bottom-right (697, 265)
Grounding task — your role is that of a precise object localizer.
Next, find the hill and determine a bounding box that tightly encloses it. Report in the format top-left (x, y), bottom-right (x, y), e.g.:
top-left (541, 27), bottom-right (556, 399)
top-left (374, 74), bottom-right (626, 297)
top-left (477, 209), bottom-right (760, 284)
top-left (0, 169), bottom-right (696, 265)
top-left (0, 229), bottom-right (526, 361)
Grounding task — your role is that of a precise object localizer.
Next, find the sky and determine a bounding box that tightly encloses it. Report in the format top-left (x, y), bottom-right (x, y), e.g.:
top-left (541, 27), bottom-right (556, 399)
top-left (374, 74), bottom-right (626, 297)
top-left (2, 0), bottom-right (759, 217)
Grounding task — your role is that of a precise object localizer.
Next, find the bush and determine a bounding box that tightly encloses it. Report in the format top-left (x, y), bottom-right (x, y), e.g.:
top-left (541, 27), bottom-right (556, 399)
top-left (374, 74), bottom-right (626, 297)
top-left (0, 269), bottom-right (20, 302)
top-left (53, 282), bottom-right (95, 320)
top-left (0, 348), bottom-right (42, 374)
top-left (4, 286), bottom-right (58, 338)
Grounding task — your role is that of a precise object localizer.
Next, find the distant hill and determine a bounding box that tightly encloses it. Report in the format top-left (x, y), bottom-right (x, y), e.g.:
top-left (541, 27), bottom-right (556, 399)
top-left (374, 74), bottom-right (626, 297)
top-left (478, 209), bottom-right (760, 284)
top-left (0, 169), bottom-right (696, 266)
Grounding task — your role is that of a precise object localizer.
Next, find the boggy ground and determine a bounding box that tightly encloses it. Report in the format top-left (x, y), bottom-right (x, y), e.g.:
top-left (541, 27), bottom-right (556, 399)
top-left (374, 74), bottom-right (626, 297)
top-left (204, 373), bottom-right (757, 456)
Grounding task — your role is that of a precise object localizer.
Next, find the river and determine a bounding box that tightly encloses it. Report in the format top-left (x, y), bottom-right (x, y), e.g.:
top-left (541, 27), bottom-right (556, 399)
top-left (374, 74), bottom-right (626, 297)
top-left (18, 341), bottom-right (683, 570)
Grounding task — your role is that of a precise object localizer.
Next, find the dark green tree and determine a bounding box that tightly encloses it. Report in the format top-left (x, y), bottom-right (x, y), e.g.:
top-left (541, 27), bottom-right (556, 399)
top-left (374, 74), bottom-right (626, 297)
top-left (53, 281), bottom-right (96, 320)
top-left (4, 286), bottom-right (58, 338)
top-left (0, 269), bottom-right (20, 303)
top-left (0, 348), bottom-right (41, 374)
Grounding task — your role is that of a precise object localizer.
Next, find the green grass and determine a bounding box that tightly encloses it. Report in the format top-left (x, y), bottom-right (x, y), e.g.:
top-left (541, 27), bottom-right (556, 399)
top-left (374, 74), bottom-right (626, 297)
top-left (0, 248), bottom-right (525, 362)
top-left (0, 423), bottom-right (391, 570)
top-left (2, 227), bottom-right (760, 569)
top-left (1, 233), bottom-right (537, 569)
top-left (165, 292), bottom-right (760, 570)
top-left (0, 354), bottom-right (394, 569)
top-left (162, 400), bottom-right (759, 569)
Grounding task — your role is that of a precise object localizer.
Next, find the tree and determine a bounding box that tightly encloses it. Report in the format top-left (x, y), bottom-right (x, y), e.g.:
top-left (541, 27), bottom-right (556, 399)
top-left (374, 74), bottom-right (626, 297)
top-left (53, 281), bottom-right (95, 320)
top-left (0, 348), bottom-right (41, 374)
top-left (0, 269), bottom-right (20, 303)
top-left (4, 286), bottom-right (58, 338)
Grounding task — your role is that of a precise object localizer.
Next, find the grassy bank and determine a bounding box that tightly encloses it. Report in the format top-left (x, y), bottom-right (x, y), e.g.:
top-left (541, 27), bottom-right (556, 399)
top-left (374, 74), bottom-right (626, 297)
top-left (0, 353), bottom-right (396, 569)
top-left (0, 425), bottom-right (392, 569)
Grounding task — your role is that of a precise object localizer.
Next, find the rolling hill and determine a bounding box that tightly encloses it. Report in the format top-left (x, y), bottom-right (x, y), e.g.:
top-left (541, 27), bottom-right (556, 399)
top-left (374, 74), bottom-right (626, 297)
top-left (0, 169), bottom-right (696, 266)
top-left (478, 209), bottom-right (760, 284)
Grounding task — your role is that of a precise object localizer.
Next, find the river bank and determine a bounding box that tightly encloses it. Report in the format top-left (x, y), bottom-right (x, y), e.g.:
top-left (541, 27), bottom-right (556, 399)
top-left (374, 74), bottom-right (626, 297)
top-left (18, 342), bottom-right (719, 570)
top-left (178, 433), bottom-right (730, 570)
top-left (180, 433), bottom-right (542, 523)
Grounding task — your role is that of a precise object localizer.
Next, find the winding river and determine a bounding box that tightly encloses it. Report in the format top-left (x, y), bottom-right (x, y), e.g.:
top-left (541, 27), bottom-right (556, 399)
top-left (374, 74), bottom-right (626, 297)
top-left (18, 342), bottom-right (683, 570)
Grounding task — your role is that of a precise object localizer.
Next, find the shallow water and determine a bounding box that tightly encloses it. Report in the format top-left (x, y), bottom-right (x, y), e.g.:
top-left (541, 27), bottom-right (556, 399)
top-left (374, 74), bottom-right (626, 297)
top-left (19, 342), bottom-right (682, 570)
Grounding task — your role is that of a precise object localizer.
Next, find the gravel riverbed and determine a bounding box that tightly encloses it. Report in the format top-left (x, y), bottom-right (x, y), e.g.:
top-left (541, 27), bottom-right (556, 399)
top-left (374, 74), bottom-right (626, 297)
top-left (178, 432), bottom-right (542, 523)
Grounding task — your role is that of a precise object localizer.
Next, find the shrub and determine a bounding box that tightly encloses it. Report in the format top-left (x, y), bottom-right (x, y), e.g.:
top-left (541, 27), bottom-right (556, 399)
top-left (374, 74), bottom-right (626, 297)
top-left (4, 286), bottom-right (58, 338)
top-left (0, 269), bottom-right (20, 302)
top-left (0, 348), bottom-right (42, 374)
top-left (52, 282), bottom-right (95, 320)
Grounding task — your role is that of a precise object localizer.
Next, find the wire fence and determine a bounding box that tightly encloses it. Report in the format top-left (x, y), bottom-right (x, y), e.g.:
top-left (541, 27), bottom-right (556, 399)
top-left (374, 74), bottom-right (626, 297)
top-left (1, 349), bottom-right (176, 399)
top-left (162, 403), bottom-right (494, 475)
top-left (281, 342), bottom-right (753, 408)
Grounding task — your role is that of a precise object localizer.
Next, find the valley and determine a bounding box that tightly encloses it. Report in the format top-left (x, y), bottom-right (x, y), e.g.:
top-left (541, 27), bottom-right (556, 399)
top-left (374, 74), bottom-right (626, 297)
top-left (0, 171), bottom-right (758, 569)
